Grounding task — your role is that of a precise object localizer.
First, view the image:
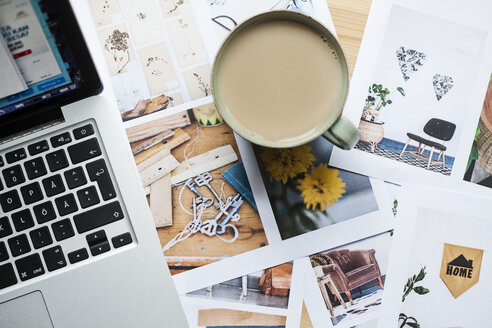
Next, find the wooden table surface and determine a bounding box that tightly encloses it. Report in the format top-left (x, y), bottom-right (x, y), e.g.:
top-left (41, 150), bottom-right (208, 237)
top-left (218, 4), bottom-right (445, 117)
top-left (300, 0), bottom-right (371, 326)
top-left (159, 122), bottom-right (268, 263)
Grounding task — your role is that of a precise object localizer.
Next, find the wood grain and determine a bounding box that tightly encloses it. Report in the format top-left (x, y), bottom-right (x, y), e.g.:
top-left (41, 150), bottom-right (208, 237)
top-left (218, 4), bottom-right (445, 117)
top-left (130, 129), bottom-right (173, 154)
top-left (170, 144), bottom-right (238, 185)
top-left (139, 154), bottom-right (179, 187)
top-left (300, 1), bottom-right (371, 327)
top-left (198, 309), bottom-right (286, 326)
top-left (158, 123), bottom-right (268, 265)
top-left (149, 150), bottom-right (173, 228)
top-left (134, 128), bottom-right (190, 165)
top-left (126, 111), bottom-right (190, 143)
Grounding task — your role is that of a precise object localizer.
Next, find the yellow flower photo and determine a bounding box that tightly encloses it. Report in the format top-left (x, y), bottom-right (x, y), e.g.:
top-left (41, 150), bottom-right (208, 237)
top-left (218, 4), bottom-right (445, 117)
top-left (297, 164), bottom-right (346, 211)
top-left (260, 145), bottom-right (315, 184)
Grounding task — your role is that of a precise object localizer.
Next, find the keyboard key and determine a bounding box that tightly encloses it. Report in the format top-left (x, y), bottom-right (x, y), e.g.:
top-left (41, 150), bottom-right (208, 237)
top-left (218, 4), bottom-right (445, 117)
top-left (0, 242), bottom-right (9, 262)
top-left (15, 253), bottom-right (45, 281)
top-left (46, 150), bottom-right (69, 172)
top-left (0, 190), bottom-right (22, 213)
top-left (0, 216), bottom-right (13, 238)
top-left (24, 157), bottom-right (47, 180)
top-left (11, 209), bottom-right (35, 232)
top-left (5, 148), bottom-right (27, 164)
top-left (50, 132), bottom-right (72, 148)
top-left (28, 140), bottom-right (49, 156)
top-left (0, 179), bottom-right (3, 191)
top-left (86, 230), bottom-right (110, 256)
top-left (74, 201), bottom-right (124, 234)
top-left (21, 182), bottom-right (43, 205)
top-left (55, 194), bottom-right (78, 216)
top-left (112, 232), bottom-right (132, 248)
top-left (68, 248), bottom-right (88, 264)
top-left (77, 186), bottom-right (99, 209)
top-left (33, 201), bottom-right (57, 224)
top-left (68, 138), bottom-right (101, 165)
top-left (0, 263), bottom-right (17, 290)
top-left (2, 165), bottom-right (25, 187)
top-left (29, 227), bottom-right (53, 249)
top-left (42, 174), bottom-right (65, 197)
top-left (8, 234), bottom-right (31, 257)
top-left (86, 229), bottom-right (106, 245)
top-left (0, 156), bottom-right (3, 167)
top-left (86, 159), bottom-right (116, 200)
top-left (64, 167), bottom-right (87, 189)
top-left (51, 219), bottom-right (75, 242)
top-left (42, 246), bottom-right (67, 272)
top-left (73, 124), bottom-right (94, 140)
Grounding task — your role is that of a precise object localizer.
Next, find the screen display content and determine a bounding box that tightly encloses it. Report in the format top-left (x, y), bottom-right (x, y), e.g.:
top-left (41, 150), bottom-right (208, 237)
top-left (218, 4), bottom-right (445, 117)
top-left (0, 0), bottom-right (83, 117)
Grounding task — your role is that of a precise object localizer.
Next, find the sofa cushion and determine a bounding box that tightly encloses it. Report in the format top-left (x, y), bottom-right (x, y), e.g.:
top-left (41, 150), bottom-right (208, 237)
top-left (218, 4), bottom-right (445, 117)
top-left (345, 264), bottom-right (377, 284)
top-left (327, 249), bottom-right (353, 273)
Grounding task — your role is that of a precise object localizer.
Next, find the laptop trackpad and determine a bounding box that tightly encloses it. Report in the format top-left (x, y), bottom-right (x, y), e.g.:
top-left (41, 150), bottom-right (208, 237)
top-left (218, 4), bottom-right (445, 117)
top-left (0, 291), bottom-right (54, 328)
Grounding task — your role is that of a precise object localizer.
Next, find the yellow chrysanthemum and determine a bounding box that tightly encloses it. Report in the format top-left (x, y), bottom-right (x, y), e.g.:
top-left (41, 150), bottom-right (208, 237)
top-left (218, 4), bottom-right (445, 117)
top-left (297, 164), bottom-right (346, 211)
top-left (260, 146), bottom-right (316, 184)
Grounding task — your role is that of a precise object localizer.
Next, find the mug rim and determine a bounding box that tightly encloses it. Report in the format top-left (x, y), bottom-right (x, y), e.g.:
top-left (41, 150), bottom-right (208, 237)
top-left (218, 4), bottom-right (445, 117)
top-left (211, 10), bottom-right (350, 148)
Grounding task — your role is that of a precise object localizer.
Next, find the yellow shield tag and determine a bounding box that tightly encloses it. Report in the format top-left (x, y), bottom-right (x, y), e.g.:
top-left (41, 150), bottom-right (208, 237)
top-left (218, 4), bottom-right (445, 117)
top-left (440, 243), bottom-right (483, 298)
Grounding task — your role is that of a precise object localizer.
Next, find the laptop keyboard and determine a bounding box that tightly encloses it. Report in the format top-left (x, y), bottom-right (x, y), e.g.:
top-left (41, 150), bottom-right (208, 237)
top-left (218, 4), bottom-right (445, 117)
top-left (0, 121), bottom-right (135, 291)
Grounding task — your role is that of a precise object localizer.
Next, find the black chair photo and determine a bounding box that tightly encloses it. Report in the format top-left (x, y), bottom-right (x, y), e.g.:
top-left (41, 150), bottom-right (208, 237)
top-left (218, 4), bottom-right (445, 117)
top-left (400, 118), bottom-right (456, 168)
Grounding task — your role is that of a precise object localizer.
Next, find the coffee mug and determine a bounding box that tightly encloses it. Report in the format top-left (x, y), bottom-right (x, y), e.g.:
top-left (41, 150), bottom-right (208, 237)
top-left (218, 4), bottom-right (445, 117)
top-left (211, 10), bottom-right (360, 150)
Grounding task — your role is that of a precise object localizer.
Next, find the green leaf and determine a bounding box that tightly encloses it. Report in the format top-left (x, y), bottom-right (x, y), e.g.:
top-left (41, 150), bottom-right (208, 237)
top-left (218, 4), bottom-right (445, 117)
top-left (387, 99), bottom-right (393, 104)
top-left (397, 87), bottom-right (405, 96)
top-left (475, 124), bottom-right (481, 140)
top-left (415, 267), bottom-right (426, 282)
top-left (413, 286), bottom-right (430, 295)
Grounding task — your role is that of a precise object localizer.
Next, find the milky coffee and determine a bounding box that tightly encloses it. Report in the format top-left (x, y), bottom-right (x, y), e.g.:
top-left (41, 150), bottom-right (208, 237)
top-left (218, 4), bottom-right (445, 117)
top-left (215, 19), bottom-right (345, 144)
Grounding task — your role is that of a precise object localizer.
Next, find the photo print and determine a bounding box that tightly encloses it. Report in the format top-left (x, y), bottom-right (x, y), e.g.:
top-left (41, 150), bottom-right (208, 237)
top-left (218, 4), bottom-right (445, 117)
top-left (302, 232), bottom-right (393, 328)
top-left (464, 75), bottom-right (492, 187)
top-left (329, 2), bottom-right (490, 185)
top-left (124, 102), bottom-right (268, 278)
top-left (181, 260), bottom-right (305, 328)
top-left (186, 262), bottom-right (293, 309)
top-left (379, 187), bottom-right (492, 328)
top-left (204, 0), bottom-right (332, 43)
top-left (253, 139), bottom-right (379, 239)
top-left (88, 0), bottom-right (216, 122)
top-left (159, 0), bottom-right (192, 19)
top-left (182, 304), bottom-right (289, 328)
top-left (353, 6), bottom-right (485, 176)
top-left (87, 0), bottom-right (123, 28)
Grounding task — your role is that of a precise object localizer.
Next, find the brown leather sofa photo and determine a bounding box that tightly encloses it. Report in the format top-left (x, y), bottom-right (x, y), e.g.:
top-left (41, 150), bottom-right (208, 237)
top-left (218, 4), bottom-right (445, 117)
top-left (311, 249), bottom-right (384, 311)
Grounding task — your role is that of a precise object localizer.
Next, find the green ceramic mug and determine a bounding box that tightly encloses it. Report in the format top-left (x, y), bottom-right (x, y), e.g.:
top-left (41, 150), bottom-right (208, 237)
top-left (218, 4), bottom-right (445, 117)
top-left (211, 10), bottom-right (360, 150)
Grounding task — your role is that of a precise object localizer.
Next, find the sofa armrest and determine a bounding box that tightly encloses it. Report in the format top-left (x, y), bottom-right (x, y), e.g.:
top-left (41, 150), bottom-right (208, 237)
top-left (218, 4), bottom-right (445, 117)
top-left (351, 249), bottom-right (381, 275)
top-left (320, 264), bottom-right (349, 292)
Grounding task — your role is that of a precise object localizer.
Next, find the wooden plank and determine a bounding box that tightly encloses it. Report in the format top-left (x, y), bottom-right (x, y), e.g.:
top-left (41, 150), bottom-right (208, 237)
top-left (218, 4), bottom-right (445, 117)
top-left (170, 145), bottom-right (238, 185)
top-left (134, 128), bottom-right (190, 165)
top-left (137, 148), bottom-right (171, 173)
top-left (149, 149), bottom-right (172, 228)
top-left (130, 130), bottom-right (174, 155)
top-left (126, 111), bottom-right (191, 143)
top-left (164, 256), bottom-right (224, 268)
top-left (139, 154), bottom-right (179, 187)
top-left (198, 309), bottom-right (286, 326)
top-left (158, 123), bottom-right (267, 260)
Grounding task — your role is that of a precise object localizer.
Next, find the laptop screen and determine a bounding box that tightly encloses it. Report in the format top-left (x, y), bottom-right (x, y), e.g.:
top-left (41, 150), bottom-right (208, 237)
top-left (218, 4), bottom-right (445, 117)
top-left (0, 0), bottom-right (87, 118)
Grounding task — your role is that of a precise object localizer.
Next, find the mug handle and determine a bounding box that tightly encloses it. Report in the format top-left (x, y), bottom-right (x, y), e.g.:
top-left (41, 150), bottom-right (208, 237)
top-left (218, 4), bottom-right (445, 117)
top-left (322, 116), bottom-right (360, 150)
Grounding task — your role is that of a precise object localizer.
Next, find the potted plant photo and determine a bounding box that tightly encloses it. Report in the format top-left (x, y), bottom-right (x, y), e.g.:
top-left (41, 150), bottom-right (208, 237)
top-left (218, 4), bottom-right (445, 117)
top-left (359, 83), bottom-right (405, 151)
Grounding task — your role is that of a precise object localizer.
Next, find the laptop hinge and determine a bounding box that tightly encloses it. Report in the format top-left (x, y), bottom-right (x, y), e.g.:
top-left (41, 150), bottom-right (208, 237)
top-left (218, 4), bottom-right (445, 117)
top-left (0, 106), bottom-right (64, 144)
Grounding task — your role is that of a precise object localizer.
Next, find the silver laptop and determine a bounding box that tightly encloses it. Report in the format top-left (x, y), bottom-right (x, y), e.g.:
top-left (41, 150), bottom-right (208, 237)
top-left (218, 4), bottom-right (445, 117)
top-left (0, 0), bottom-right (188, 327)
